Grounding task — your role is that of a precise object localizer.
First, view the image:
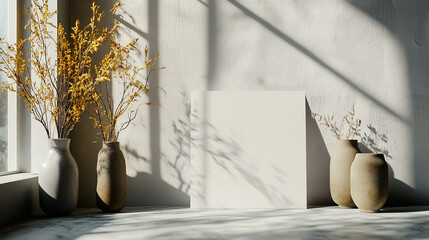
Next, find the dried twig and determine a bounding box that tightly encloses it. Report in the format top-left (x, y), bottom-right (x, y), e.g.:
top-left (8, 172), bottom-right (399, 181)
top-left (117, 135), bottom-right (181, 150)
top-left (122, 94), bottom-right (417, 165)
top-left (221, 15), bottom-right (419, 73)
top-left (312, 105), bottom-right (361, 140)
top-left (343, 105), bottom-right (361, 139)
top-left (89, 44), bottom-right (165, 142)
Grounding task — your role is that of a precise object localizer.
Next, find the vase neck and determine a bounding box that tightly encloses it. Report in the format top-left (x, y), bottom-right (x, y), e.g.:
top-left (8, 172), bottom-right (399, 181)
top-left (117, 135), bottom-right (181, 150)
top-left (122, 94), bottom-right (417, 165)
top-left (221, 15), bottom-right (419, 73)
top-left (49, 138), bottom-right (71, 150)
top-left (103, 141), bottom-right (120, 149)
top-left (356, 153), bottom-right (385, 159)
top-left (336, 139), bottom-right (359, 149)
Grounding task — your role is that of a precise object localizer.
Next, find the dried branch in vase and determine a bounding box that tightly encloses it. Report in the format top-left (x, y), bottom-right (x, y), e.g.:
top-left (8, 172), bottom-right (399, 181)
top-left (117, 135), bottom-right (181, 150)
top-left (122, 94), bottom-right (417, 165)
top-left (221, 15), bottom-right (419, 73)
top-left (89, 44), bottom-right (165, 142)
top-left (343, 105), bottom-right (361, 139)
top-left (312, 104), bottom-right (361, 140)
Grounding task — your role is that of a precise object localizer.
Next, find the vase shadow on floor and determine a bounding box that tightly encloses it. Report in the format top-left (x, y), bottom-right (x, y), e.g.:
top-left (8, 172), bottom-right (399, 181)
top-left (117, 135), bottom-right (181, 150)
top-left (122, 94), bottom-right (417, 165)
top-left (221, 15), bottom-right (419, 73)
top-left (126, 172), bottom-right (190, 207)
top-left (384, 163), bottom-right (418, 208)
top-left (380, 206), bottom-right (429, 213)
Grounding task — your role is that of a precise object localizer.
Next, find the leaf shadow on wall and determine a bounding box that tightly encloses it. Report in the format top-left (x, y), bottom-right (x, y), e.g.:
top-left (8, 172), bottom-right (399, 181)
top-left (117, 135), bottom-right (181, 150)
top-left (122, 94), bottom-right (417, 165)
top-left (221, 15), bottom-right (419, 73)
top-left (347, 0), bottom-right (429, 205)
top-left (191, 95), bottom-right (299, 208)
top-left (118, 91), bottom-right (191, 206)
top-left (166, 92), bottom-right (192, 195)
top-left (358, 126), bottom-right (414, 207)
top-left (226, 0), bottom-right (408, 125)
top-left (119, 91), bottom-right (190, 206)
top-left (226, 0), bottom-right (423, 205)
top-left (115, 1), bottom-right (191, 203)
top-left (122, 125), bottom-right (190, 206)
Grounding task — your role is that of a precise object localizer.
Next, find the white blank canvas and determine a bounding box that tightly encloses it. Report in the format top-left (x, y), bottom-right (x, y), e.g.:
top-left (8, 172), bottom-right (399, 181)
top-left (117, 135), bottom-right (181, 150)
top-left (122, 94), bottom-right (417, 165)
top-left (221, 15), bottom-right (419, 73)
top-left (190, 91), bottom-right (307, 208)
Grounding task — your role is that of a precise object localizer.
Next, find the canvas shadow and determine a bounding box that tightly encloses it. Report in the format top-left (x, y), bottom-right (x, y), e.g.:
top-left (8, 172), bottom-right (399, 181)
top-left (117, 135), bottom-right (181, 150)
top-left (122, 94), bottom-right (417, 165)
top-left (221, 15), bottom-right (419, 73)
top-left (306, 99), bottom-right (334, 207)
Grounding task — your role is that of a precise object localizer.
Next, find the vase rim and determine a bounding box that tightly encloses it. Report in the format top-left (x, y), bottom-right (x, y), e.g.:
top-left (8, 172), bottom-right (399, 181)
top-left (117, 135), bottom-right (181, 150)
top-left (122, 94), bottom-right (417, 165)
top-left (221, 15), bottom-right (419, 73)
top-left (49, 138), bottom-right (71, 143)
top-left (48, 138), bottom-right (71, 149)
top-left (356, 153), bottom-right (384, 155)
top-left (103, 141), bottom-right (120, 147)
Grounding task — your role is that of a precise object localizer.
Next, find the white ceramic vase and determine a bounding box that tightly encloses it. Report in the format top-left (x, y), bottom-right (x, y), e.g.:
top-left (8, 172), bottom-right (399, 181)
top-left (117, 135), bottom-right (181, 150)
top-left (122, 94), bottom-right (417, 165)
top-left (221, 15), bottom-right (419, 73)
top-left (39, 139), bottom-right (79, 216)
top-left (351, 153), bottom-right (388, 213)
top-left (330, 139), bottom-right (360, 208)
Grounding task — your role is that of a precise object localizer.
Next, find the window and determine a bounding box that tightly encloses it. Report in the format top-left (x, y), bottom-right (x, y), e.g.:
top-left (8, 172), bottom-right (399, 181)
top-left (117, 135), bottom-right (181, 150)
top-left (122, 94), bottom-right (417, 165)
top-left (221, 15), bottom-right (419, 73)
top-left (0, 0), bottom-right (8, 173)
top-left (0, 0), bottom-right (19, 175)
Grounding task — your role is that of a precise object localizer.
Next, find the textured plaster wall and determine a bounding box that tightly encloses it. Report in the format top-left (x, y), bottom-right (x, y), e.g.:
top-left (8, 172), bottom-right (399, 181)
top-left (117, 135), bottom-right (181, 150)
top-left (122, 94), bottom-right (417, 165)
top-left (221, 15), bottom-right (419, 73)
top-left (69, 0), bottom-right (429, 206)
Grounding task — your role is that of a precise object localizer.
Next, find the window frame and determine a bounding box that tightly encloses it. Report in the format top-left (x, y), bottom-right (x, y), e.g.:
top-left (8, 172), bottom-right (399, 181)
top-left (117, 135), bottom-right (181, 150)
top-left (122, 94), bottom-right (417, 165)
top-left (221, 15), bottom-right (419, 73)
top-left (2, 0), bottom-right (22, 175)
top-left (2, 0), bottom-right (54, 176)
top-left (6, 0), bottom-right (17, 173)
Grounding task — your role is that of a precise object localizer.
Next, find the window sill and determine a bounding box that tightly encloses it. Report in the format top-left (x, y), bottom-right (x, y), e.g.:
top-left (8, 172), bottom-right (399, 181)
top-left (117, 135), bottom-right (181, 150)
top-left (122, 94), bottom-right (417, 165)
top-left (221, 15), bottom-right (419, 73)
top-left (0, 172), bottom-right (40, 227)
top-left (0, 172), bottom-right (38, 184)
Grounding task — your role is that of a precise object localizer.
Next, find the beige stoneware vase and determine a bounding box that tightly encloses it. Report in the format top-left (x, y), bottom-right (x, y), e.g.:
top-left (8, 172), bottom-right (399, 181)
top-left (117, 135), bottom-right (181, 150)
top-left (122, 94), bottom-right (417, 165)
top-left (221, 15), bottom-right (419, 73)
top-left (330, 139), bottom-right (360, 208)
top-left (96, 141), bottom-right (127, 212)
top-left (351, 153), bottom-right (388, 213)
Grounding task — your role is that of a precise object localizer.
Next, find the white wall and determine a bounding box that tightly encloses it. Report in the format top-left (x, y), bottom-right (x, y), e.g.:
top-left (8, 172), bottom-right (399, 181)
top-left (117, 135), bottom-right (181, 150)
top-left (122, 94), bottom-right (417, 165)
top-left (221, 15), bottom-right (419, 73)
top-left (69, 0), bottom-right (429, 207)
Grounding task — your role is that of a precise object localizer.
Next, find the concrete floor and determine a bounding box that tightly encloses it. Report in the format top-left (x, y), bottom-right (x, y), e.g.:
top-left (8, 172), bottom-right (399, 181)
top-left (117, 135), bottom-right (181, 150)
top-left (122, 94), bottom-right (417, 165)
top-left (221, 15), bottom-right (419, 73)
top-left (1, 206), bottom-right (429, 240)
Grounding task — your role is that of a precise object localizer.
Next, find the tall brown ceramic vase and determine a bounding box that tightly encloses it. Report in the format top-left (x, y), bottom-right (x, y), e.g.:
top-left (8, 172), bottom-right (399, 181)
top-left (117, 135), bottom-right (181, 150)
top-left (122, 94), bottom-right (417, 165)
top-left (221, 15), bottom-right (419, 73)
top-left (351, 153), bottom-right (388, 213)
top-left (96, 141), bottom-right (126, 212)
top-left (330, 139), bottom-right (361, 208)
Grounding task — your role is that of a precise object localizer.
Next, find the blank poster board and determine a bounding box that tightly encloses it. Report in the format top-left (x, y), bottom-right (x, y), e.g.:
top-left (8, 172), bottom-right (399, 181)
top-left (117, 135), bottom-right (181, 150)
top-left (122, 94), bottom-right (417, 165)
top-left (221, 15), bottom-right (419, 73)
top-left (190, 91), bottom-right (307, 208)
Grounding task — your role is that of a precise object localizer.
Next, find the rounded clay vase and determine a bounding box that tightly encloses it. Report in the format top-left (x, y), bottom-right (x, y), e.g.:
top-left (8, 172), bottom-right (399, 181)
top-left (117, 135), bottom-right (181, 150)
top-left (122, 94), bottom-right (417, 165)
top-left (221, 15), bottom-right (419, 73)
top-left (96, 141), bottom-right (126, 212)
top-left (39, 139), bottom-right (79, 216)
top-left (351, 153), bottom-right (388, 213)
top-left (330, 139), bottom-right (360, 208)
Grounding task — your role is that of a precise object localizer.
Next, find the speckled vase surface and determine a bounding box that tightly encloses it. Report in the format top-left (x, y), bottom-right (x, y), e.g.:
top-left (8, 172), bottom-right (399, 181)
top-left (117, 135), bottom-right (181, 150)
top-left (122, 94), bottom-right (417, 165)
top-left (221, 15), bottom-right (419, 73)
top-left (330, 139), bottom-right (360, 208)
top-left (39, 138), bottom-right (79, 216)
top-left (96, 141), bottom-right (126, 212)
top-left (351, 153), bottom-right (388, 213)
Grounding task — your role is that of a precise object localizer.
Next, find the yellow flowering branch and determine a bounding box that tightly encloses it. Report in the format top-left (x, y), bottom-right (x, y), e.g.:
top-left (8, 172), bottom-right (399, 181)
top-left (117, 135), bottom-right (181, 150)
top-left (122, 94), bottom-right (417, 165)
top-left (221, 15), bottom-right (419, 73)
top-left (0, 0), bottom-right (119, 139)
top-left (91, 41), bottom-right (165, 142)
